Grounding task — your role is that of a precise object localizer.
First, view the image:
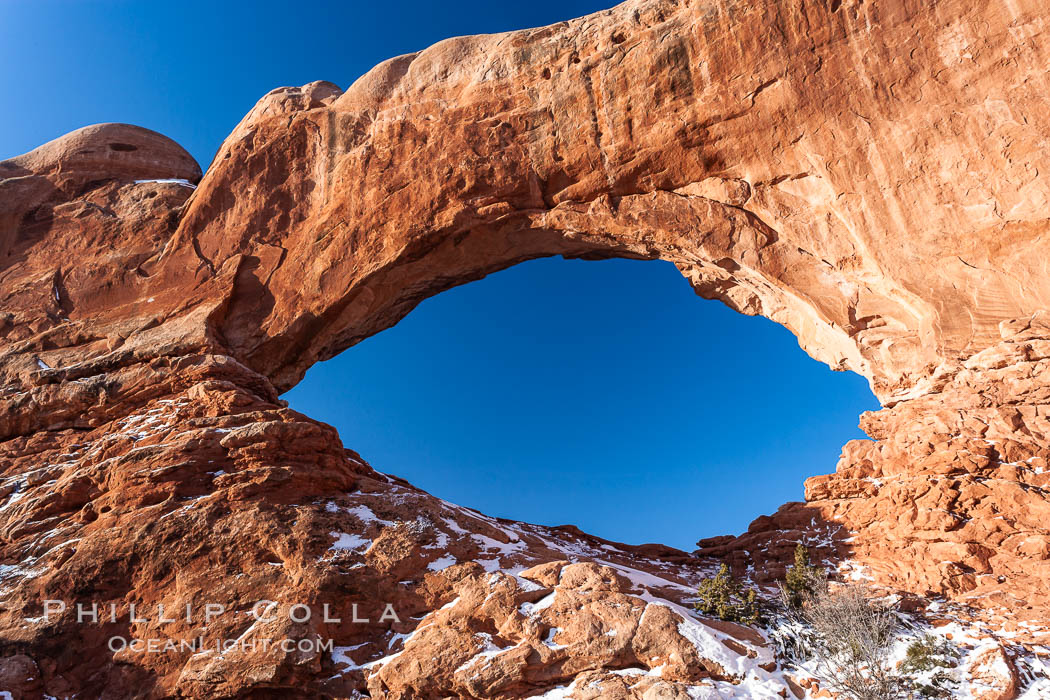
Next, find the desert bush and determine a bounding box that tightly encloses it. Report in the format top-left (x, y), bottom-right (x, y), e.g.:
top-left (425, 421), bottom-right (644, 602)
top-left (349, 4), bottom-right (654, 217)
top-left (801, 585), bottom-right (903, 700)
top-left (779, 544), bottom-right (827, 610)
top-left (694, 563), bottom-right (761, 625)
top-left (768, 548), bottom-right (954, 699)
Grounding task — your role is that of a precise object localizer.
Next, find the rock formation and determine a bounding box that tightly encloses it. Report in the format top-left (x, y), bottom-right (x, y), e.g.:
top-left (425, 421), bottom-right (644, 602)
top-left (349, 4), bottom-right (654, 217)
top-left (1, 0), bottom-right (1049, 697)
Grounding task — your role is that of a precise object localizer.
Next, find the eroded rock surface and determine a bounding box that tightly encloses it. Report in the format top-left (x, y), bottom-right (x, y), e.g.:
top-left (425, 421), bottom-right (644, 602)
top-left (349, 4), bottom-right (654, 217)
top-left (2, 0), bottom-right (1050, 697)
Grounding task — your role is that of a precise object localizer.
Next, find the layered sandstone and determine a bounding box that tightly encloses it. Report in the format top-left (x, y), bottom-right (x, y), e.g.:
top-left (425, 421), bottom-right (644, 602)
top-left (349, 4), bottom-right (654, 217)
top-left (2, 0), bottom-right (1050, 696)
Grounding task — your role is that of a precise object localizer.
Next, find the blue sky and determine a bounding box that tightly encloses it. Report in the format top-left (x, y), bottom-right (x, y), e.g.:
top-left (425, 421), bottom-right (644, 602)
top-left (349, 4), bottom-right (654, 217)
top-left (2, 1), bottom-right (879, 549)
top-left (0, 0), bottom-right (615, 166)
top-left (287, 258), bottom-right (877, 548)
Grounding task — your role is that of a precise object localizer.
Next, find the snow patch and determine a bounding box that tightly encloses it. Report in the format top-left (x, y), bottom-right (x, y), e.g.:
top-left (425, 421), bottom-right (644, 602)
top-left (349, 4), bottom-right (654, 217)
top-left (542, 627), bottom-right (567, 651)
top-left (454, 632), bottom-right (514, 673)
top-left (520, 592), bottom-right (557, 618)
top-left (427, 555), bottom-right (457, 572)
top-left (134, 178), bottom-right (196, 188)
top-left (328, 532), bottom-right (371, 553)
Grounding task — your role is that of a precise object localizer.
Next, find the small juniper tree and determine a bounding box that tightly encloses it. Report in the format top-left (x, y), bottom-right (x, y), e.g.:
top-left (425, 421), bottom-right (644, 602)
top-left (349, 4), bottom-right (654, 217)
top-left (779, 543), bottom-right (827, 610)
top-left (694, 563), bottom-right (761, 625)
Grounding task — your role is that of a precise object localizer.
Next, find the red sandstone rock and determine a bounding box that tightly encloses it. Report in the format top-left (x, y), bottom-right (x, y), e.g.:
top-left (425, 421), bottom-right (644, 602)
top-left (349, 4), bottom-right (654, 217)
top-left (2, 0), bottom-right (1050, 696)
top-left (966, 643), bottom-right (1020, 700)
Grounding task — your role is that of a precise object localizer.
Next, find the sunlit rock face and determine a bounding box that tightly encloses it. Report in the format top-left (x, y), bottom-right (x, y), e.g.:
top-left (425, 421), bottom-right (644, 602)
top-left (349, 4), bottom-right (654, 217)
top-left (1, 0), bottom-right (1049, 696)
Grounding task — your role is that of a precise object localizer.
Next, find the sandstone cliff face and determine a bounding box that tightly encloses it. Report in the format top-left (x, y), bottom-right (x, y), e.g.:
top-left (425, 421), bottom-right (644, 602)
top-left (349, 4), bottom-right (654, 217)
top-left (1, 0), bottom-right (1049, 697)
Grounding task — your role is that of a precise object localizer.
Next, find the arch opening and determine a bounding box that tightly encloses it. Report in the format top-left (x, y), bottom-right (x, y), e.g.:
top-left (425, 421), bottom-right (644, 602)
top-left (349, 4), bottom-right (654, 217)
top-left (284, 256), bottom-right (878, 549)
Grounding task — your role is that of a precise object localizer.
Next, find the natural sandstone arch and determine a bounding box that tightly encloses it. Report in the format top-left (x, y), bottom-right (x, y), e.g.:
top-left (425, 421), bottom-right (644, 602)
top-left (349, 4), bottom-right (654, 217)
top-left (0, 0), bottom-right (1048, 657)
top-left (122, 0), bottom-right (1044, 409)
top-left (1, 0), bottom-right (1050, 695)
top-left (5, 0), bottom-right (1046, 408)
top-left (153, 0), bottom-right (1050, 622)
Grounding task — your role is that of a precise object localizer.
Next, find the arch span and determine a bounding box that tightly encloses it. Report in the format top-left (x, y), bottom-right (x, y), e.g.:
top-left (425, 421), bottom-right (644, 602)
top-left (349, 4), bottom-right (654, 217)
top-left (149, 0), bottom-right (1050, 403)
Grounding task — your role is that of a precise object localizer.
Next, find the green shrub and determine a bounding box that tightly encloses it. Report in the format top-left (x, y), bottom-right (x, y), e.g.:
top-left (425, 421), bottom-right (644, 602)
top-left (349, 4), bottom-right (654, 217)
top-left (780, 544), bottom-right (827, 610)
top-left (694, 563), bottom-right (761, 625)
top-left (900, 634), bottom-right (959, 698)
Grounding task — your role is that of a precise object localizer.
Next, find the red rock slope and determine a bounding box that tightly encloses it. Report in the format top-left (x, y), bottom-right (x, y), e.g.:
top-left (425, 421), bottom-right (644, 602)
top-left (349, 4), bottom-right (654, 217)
top-left (1, 0), bottom-right (1049, 696)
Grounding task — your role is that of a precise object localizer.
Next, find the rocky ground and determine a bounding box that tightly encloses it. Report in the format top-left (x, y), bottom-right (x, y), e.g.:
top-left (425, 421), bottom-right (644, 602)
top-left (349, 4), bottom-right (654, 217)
top-left (2, 0), bottom-right (1050, 696)
top-left (0, 356), bottom-right (1044, 698)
